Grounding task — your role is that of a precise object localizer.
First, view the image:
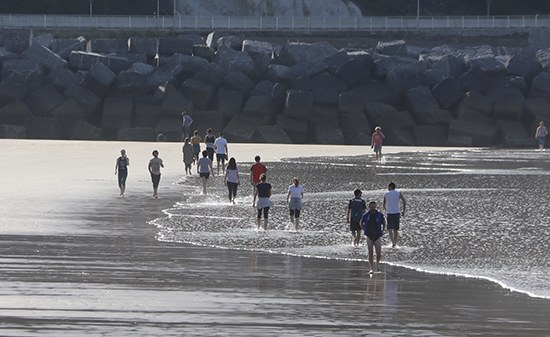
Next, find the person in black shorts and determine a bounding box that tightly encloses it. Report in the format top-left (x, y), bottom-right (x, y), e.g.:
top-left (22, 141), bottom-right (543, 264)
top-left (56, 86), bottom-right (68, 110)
top-left (114, 149), bottom-right (129, 197)
top-left (361, 201), bottom-right (386, 274)
top-left (346, 188), bottom-right (366, 247)
top-left (253, 173), bottom-right (272, 230)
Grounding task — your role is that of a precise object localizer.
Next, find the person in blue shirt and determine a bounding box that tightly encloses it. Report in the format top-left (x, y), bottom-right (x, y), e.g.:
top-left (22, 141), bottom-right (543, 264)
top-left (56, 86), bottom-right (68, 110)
top-left (181, 111), bottom-right (193, 141)
top-left (361, 201), bottom-right (386, 274)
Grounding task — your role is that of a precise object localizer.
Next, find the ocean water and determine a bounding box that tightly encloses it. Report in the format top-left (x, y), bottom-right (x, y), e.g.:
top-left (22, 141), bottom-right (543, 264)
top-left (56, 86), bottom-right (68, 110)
top-left (152, 149), bottom-right (550, 299)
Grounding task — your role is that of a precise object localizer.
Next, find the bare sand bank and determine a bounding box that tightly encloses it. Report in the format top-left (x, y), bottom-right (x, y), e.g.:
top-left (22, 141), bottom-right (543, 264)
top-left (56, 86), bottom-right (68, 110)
top-left (0, 139), bottom-right (548, 336)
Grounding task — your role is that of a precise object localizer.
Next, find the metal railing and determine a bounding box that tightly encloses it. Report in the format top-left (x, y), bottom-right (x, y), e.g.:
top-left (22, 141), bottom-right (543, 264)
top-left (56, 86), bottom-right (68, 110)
top-left (0, 14), bottom-right (548, 30)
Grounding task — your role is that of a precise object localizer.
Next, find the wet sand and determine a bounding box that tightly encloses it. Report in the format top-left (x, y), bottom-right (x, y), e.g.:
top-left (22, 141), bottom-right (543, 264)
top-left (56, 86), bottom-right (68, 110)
top-left (1, 140), bottom-right (549, 336)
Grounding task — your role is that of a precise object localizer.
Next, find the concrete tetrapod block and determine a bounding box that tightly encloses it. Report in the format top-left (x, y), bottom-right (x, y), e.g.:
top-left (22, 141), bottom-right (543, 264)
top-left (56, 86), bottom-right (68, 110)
top-left (284, 90), bottom-right (313, 120)
top-left (51, 37), bottom-right (87, 59)
top-left (212, 88), bottom-right (243, 121)
top-left (364, 102), bottom-right (416, 131)
top-left (414, 125), bottom-right (447, 146)
top-left (254, 125), bottom-right (292, 144)
top-left (487, 87), bottom-right (525, 121)
top-left (46, 67), bottom-right (81, 92)
top-left (0, 80), bottom-right (28, 105)
top-left (134, 99), bottom-right (162, 128)
top-left (0, 100), bottom-right (33, 125)
top-left (223, 117), bottom-right (257, 143)
top-left (193, 110), bottom-right (225, 136)
top-left (155, 118), bottom-right (181, 142)
top-left (69, 51), bottom-right (132, 73)
top-left (457, 91), bottom-right (494, 117)
top-left (448, 119), bottom-right (499, 147)
top-left (340, 113), bottom-right (371, 145)
top-left (49, 98), bottom-right (87, 135)
top-left (312, 123), bottom-right (345, 144)
top-left (1, 59), bottom-right (45, 91)
top-left (385, 61), bottom-right (427, 95)
top-left (529, 72), bottom-right (550, 102)
top-left (158, 37), bottom-right (194, 56)
top-left (459, 67), bottom-right (491, 93)
top-left (161, 84), bottom-right (194, 118)
top-left (193, 45), bottom-right (216, 61)
top-left (496, 120), bottom-right (536, 148)
top-left (251, 80), bottom-right (276, 96)
top-left (117, 127), bottom-right (158, 142)
top-left (0, 124), bottom-right (25, 139)
top-left (22, 44), bottom-right (67, 71)
top-left (217, 35), bottom-right (243, 51)
top-left (266, 64), bottom-right (294, 82)
top-left (101, 97), bottom-right (134, 139)
top-left (242, 95), bottom-right (276, 121)
top-left (350, 81), bottom-right (393, 104)
top-left (323, 51), bottom-right (351, 74)
top-left (192, 62), bottom-right (226, 88)
top-left (82, 62), bottom-right (116, 97)
top-left (25, 117), bottom-right (64, 139)
top-left (25, 85), bottom-right (65, 117)
top-left (429, 54), bottom-right (466, 79)
top-left (276, 114), bottom-right (308, 144)
top-left (214, 45), bottom-right (256, 79)
top-left (89, 39), bottom-right (129, 54)
top-left (278, 42), bottom-right (339, 67)
top-left (313, 87), bottom-right (340, 108)
top-left (112, 71), bottom-right (152, 98)
top-left (338, 91), bottom-right (365, 115)
top-left (70, 120), bottom-right (102, 140)
top-left (432, 77), bottom-right (464, 109)
top-left (373, 55), bottom-right (416, 79)
top-left (405, 85), bottom-right (441, 119)
top-left (335, 55), bottom-right (373, 87)
top-left (506, 53), bottom-right (540, 79)
top-left (180, 78), bottom-right (215, 111)
top-left (128, 37), bottom-right (158, 57)
top-left (376, 40), bottom-right (408, 56)
top-left (64, 85), bottom-right (102, 118)
top-left (222, 71), bottom-right (255, 96)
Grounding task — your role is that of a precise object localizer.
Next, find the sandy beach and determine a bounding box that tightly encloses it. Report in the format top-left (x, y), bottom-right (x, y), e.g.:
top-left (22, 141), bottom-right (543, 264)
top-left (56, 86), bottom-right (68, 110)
top-left (1, 139), bottom-right (549, 336)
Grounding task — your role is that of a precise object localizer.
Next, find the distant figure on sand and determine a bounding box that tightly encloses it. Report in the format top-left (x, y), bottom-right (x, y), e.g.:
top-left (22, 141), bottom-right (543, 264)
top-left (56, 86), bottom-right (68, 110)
top-left (198, 150), bottom-right (213, 195)
top-left (190, 130), bottom-right (201, 165)
top-left (148, 150), bottom-right (164, 199)
top-left (535, 121), bottom-right (548, 150)
top-left (287, 177), bottom-right (304, 231)
top-left (204, 128), bottom-right (216, 162)
top-left (250, 155), bottom-right (267, 198)
top-left (181, 111), bottom-right (193, 141)
top-left (371, 126), bottom-right (385, 162)
top-left (182, 137), bottom-right (194, 175)
top-left (253, 173), bottom-right (272, 230)
top-left (361, 201), bottom-right (386, 274)
top-left (115, 149), bottom-right (129, 197)
top-left (346, 188), bottom-right (367, 247)
top-left (214, 132), bottom-right (228, 175)
top-left (224, 157), bottom-right (240, 204)
top-left (383, 182), bottom-right (407, 248)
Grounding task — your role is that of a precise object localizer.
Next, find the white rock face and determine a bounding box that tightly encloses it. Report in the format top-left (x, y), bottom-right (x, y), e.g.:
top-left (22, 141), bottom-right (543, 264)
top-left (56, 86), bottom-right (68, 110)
top-left (176, 0), bottom-right (362, 17)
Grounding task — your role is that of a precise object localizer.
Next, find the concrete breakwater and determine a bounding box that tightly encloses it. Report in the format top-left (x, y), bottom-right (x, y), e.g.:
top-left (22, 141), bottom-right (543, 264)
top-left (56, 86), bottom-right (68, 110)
top-left (0, 29), bottom-right (548, 147)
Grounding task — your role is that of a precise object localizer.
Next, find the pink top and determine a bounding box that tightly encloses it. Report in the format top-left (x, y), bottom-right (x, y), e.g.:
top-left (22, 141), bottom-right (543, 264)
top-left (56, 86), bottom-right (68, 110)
top-left (372, 131), bottom-right (385, 146)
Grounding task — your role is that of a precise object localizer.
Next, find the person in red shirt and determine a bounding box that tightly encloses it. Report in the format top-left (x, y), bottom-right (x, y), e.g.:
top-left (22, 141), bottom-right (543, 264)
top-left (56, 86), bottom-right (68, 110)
top-left (250, 155), bottom-right (267, 203)
top-left (371, 126), bottom-right (385, 162)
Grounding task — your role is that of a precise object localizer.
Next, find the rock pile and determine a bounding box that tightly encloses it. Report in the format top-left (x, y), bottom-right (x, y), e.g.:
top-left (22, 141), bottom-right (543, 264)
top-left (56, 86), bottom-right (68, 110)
top-left (0, 31), bottom-right (547, 147)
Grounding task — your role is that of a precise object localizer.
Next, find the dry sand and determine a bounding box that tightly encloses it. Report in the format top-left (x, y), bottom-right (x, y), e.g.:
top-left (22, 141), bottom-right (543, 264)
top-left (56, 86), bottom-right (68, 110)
top-left (0, 139), bottom-right (549, 336)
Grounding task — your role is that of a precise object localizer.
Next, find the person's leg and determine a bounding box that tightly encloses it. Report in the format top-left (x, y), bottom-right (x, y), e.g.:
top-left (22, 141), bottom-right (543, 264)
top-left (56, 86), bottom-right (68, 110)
top-left (227, 183), bottom-right (232, 201)
top-left (388, 229), bottom-right (396, 247)
top-left (203, 176), bottom-right (208, 195)
top-left (354, 228), bottom-right (361, 247)
top-left (289, 209), bottom-right (295, 228)
top-left (366, 237), bottom-right (374, 273)
top-left (232, 183), bottom-right (238, 203)
top-left (374, 239), bottom-right (382, 272)
top-left (256, 209), bottom-right (262, 229)
top-left (120, 172), bottom-right (126, 196)
top-left (263, 207), bottom-right (269, 230)
top-left (294, 209), bottom-right (301, 230)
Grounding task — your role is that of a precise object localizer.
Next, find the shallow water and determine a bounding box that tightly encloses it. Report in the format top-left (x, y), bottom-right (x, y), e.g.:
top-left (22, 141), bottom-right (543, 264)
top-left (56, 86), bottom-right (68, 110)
top-left (153, 149), bottom-right (550, 299)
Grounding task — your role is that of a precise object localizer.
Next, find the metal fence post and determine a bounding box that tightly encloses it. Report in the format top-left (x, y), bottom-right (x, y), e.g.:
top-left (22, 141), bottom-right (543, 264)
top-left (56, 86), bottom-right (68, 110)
top-left (492, 16), bottom-right (495, 28)
top-left (385, 16), bottom-right (387, 30)
top-left (292, 16), bottom-right (294, 30)
top-left (462, 16), bottom-right (464, 29)
top-left (507, 16), bottom-right (510, 28)
top-left (228, 16), bottom-right (230, 29)
top-left (370, 16), bottom-right (372, 30)
top-left (276, 16), bottom-right (279, 30)
top-left (43, 14), bottom-right (46, 28)
top-left (260, 16), bottom-right (263, 30)
top-left (355, 16), bottom-right (357, 30)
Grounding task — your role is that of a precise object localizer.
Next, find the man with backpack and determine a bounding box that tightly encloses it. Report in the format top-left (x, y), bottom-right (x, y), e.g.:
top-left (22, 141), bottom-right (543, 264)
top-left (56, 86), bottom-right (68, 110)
top-left (346, 189), bottom-right (367, 247)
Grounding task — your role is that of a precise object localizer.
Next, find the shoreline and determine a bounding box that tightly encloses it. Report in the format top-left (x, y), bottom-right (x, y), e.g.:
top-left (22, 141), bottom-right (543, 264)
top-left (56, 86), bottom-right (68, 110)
top-left (1, 139), bottom-right (549, 335)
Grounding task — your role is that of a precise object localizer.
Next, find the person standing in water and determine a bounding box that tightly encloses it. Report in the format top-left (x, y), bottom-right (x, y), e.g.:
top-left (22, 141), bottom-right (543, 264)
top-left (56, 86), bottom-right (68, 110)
top-left (535, 121), bottom-right (548, 150)
top-left (361, 201), bottom-right (386, 274)
top-left (346, 188), bottom-right (366, 247)
top-left (214, 131), bottom-right (228, 175)
top-left (224, 157), bottom-right (240, 204)
top-left (253, 173), bottom-right (272, 230)
top-left (190, 130), bottom-right (201, 165)
top-left (383, 182), bottom-right (407, 248)
top-left (115, 149), bottom-right (129, 197)
top-left (371, 126), bottom-right (385, 162)
top-left (250, 155), bottom-right (267, 198)
top-left (204, 128), bottom-right (216, 162)
top-left (287, 177), bottom-right (304, 231)
top-left (182, 137), bottom-right (194, 175)
top-left (148, 150), bottom-right (164, 199)
top-left (198, 150), bottom-right (213, 195)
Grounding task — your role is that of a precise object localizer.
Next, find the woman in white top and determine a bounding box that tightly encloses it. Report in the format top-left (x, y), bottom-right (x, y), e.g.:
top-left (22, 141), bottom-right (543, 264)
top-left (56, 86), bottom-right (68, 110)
top-left (224, 157), bottom-right (240, 204)
top-left (287, 177), bottom-right (304, 230)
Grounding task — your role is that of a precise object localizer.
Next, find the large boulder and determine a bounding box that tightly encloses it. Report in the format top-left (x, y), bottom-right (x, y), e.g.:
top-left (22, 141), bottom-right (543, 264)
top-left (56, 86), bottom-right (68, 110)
top-left (69, 51), bottom-right (132, 73)
top-left (529, 72), bottom-right (550, 102)
top-left (25, 117), bottom-right (63, 139)
top-left (385, 61), bottom-right (427, 94)
top-left (468, 56), bottom-right (506, 76)
top-left (127, 62), bottom-right (155, 75)
top-left (384, 127), bottom-right (415, 146)
top-left (51, 37), bottom-right (87, 59)
top-left (312, 123), bottom-right (345, 144)
top-left (214, 45), bottom-right (256, 78)
top-left (134, 98), bottom-right (161, 128)
top-left (496, 120), bottom-right (536, 147)
top-left (457, 91), bottom-right (494, 117)
top-left (322, 51), bottom-right (352, 74)
top-left (278, 42), bottom-right (339, 67)
top-left (32, 34), bottom-right (54, 48)
top-left (365, 102), bottom-right (416, 131)
top-left (523, 97), bottom-right (550, 127)
top-left (117, 127), bottom-right (157, 142)
top-left (414, 125), bottom-right (447, 146)
top-left (223, 117), bottom-right (256, 143)
top-left (276, 115), bottom-right (308, 143)
top-left (266, 64), bottom-right (294, 82)
top-left (242, 95), bottom-right (275, 121)
top-left (25, 85), bottom-right (65, 117)
top-left (22, 44), bottom-right (67, 71)
top-left (432, 77), bottom-right (464, 109)
top-left (373, 55), bottom-right (416, 78)
top-left (447, 120), bottom-right (499, 146)
top-left (313, 87), bottom-right (340, 107)
top-left (157, 53), bottom-right (209, 85)
top-left (89, 39), bottom-right (128, 54)
top-left (111, 71), bottom-right (151, 97)
top-left (338, 91), bottom-right (365, 115)
top-left (457, 106), bottom-right (495, 126)
top-left (536, 48), bottom-right (550, 71)
top-left (487, 87), bottom-right (525, 120)
top-left (69, 120), bottom-right (102, 140)
top-left (335, 55), bottom-right (373, 87)
top-left (82, 62), bottom-right (116, 97)
top-left (284, 90), bottom-right (313, 120)
top-left (0, 80), bottom-right (28, 105)
top-left (222, 71), bottom-right (255, 96)
top-left (506, 52), bottom-right (540, 79)
top-left (459, 67), bottom-right (491, 93)
top-left (0, 124), bottom-right (25, 139)
top-left (376, 40), bottom-right (408, 56)
top-left (254, 125), bottom-right (292, 144)
top-left (217, 35), bottom-right (243, 51)
top-left (180, 78), bottom-right (214, 111)
top-left (193, 110), bottom-right (225, 135)
top-left (405, 85), bottom-right (440, 119)
top-left (350, 81), bottom-right (393, 104)
top-left (46, 67), bottom-right (81, 91)
top-left (161, 84), bottom-right (194, 117)
top-left (192, 62), bottom-right (226, 88)
top-left (0, 100), bottom-right (33, 125)
top-left (155, 118), bottom-right (181, 142)
top-left (212, 88), bottom-right (243, 121)
top-left (340, 113), bottom-right (370, 145)
top-left (310, 105), bottom-right (339, 125)
top-left (128, 37), bottom-right (157, 57)
top-left (251, 80), bottom-right (276, 96)
top-left (64, 85), bottom-right (102, 118)
top-left (193, 45), bottom-right (216, 61)
top-left (1, 59), bottom-right (45, 90)
top-left (101, 97), bottom-right (134, 138)
top-left (49, 99), bottom-right (87, 135)
top-left (428, 54), bottom-right (466, 79)
top-left (158, 37), bottom-right (194, 55)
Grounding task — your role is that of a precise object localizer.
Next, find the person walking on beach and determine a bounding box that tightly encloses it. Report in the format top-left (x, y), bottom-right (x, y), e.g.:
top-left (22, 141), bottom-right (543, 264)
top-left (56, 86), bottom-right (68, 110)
top-left (224, 157), bottom-right (240, 203)
top-left (361, 201), bottom-right (386, 274)
top-left (535, 121), bottom-right (548, 150)
top-left (287, 177), bottom-right (304, 231)
top-left (371, 126), bottom-right (385, 162)
top-left (383, 182), bottom-right (407, 248)
top-left (115, 149), bottom-right (129, 197)
top-left (198, 150), bottom-right (213, 195)
top-left (214, 132), bottom-right (228, 175)
top-left (250, 155), bottom-right (267, 198)
top-left (204, 128), bottom-right (216, 162)
top-left (182, 137), bottom-right (194, 175)
top-left (190, 130), bottom-right (201, 165)
top-left (346, 188), bottom-right (367, 247)
top-left (148, 150), bottom-right (164, 199)
top-left (181, 111), bottom-right (193, 141)
top-left (253, 173), bottom-right (272, 230)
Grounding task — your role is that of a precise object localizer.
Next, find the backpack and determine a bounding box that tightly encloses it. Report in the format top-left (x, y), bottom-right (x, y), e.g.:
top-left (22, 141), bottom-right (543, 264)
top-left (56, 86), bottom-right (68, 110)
top-left (349, 198), bottom-right (365, 221)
